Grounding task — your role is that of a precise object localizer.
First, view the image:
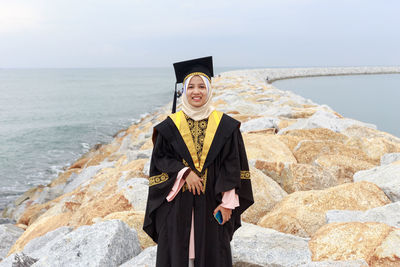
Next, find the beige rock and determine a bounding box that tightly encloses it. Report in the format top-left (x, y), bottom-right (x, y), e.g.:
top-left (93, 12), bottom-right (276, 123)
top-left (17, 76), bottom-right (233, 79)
top-left (140, 138), bottom-right (153, 150)
top-left (370, 228), bottom-right (400, 266)
top-left (314, 154), bottom-right (375, 184)
top-left (290, 107), bottom-right (317, 119)
top-left (241, 167), bottom-right (287, 224)
top-left (277, 135), bottom-right (303, 152)
top-left (8, 212), bottom-right (73, 255)
top-left (49, 168), bottom-right (81, 187)
top-left (293, 140), bottom-right (378, 165)
top-left (343, 125), bottom-right (400, 144)
top-left (257, 181), bottom-right (391, 238)
top-left (102, 211), bottom-right (156, 249)
top-left (85, 143), bottom-right (120, 167)
top-left (255, 161), bottom-right (338, 193)
top-left (280, 128), bottom-right (348, 143)
top-left (243, 133), bottom-right (297, 162)
top-left (277, 119), bottom-right (297, 130)
top-left (309, 222), bottom-right (400, 266)
top-left (345, 136), bottom-right (400, 163)
top-left (232, 114), bottom-right (262, 123)
top-left (69, 157), bottom-right (90, 169)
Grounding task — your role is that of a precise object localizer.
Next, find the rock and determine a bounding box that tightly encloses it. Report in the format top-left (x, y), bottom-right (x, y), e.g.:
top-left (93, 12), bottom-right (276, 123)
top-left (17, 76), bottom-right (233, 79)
top-left (255, 161), bottom-right (338, 193)
top-left (257, 181), bottom-right (391, 238)
top-left (9, 212), bottom-right (74, 255)
top-left (0, 224), bottom-right (24, 259)
top-left (23, 226), bottom-right (73, 255)
top-left (0, 252), bottom-right (39, 267)
top-left (277, 109), bottom-right (376, 134)
top-left (117, 177), bottom-right (149, 211)
top-left (342, 124), bottom-right (400, 145)
top-left (231, 222), bottom-right (311, 266)
top-left (293, 139), bottom-right (377, 165)
top-left (297, 259), bottom-right (368, 266)
top-left (280, 128), bottom-right (348, 143)
top-left (126, 149), bottom-right (152, 163)
top-left (4, 220), bottom-right (141, 267)
top-left (243, 133), bottom-right (297, 162)
top-left (63, 160), bottom-right (114, 194)
top-left (120, 245), bottom-right (157, 267)
top-left (102, 210), bottom-right (155, 249)
top-left (143, 160), bottom-right (151, 177)
top-left (313, 154), bottom-right (374, 184)
top-left (381, 153), bottom-right (400, 165)
top-left (241, 167), bottom-right (287, 224)
top-left (309, 222), bottom-right (400, 266)
top-left (354, 164), bottom-right (400, 202)
top-left (345, 135), bottom-right (400, 163)
top-left (326, 201), bottom-right (400, 228)
top-left (240, 117), bottom-right (280, 133)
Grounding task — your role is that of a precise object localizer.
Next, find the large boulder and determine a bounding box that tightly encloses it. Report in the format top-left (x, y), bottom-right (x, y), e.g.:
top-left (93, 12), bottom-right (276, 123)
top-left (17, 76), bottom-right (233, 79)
top-left (1, 220), bottom-right (141, 267)
top-left (309, 222), bottom-right (400, 267)
top-left (293, 139), bottom-right (377, 165)
top-left (102, 210), bottom-right (156, 249)
top-left (255, 161), bottom-right (338, 193)
top-left (0, 224), bottom-right (24, 260)
top-left (354, 163), bottom-right (400, 202)
top-left (231, 222), bottom-right (311, 266)
top-left (243, 133), bottom-right (297, 162)
top-left (120, 245), bottom-right (157, 267)
top-left (326, 201), bottom-right (400, 228)
top-left (277, 110), bottom-right (376, 134)
top-left (258, 181), bottom-right (391, 238)
top-left (241, 167), bottom-right (287, 224)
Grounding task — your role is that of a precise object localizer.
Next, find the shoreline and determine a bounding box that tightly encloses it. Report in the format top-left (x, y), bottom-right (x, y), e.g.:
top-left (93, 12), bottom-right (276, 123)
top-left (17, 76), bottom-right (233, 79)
top-left (1, 66), bottom-right (399, 265)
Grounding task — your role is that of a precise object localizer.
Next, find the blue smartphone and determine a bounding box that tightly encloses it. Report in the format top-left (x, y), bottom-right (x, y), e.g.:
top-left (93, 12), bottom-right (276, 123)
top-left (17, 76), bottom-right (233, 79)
top-left (214, 210), bottom-right (223, 224)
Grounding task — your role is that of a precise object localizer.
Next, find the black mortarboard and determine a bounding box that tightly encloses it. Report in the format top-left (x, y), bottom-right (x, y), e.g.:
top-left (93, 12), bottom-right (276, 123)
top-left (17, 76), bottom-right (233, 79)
top-left (171, 56), bottom-right (214, 113)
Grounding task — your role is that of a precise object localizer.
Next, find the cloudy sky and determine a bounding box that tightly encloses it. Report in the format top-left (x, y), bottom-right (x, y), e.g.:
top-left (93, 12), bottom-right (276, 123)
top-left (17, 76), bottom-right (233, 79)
top-left (0, 0), bottom-right (399, 68)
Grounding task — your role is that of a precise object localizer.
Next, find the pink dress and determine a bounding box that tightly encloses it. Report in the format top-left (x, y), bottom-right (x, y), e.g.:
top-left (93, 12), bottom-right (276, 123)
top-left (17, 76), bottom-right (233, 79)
top-left (166, 167), bottom-right (240, 260)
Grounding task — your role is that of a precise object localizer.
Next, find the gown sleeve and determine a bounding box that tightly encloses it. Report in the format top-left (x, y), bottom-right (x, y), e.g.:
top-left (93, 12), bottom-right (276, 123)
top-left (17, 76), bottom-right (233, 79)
top-left (214, 127), bottom-right (254, 237)
top-left (143, 130), bottom-right (186, 243)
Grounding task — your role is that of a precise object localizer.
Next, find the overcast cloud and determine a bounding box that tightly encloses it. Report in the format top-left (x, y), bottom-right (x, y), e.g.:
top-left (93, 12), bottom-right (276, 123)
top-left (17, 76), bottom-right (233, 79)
top-left (0, 0), bottom-right (399, 68)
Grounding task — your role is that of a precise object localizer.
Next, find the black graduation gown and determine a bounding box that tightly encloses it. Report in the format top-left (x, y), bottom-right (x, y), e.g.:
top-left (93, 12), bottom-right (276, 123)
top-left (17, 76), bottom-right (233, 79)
top-left (143, 110), bottom-right (254, 267)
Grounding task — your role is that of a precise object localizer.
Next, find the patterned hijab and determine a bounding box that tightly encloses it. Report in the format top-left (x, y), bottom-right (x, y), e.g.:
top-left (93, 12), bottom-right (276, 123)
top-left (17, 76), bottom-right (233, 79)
top-left (181, 74), bottom-right (214, 121)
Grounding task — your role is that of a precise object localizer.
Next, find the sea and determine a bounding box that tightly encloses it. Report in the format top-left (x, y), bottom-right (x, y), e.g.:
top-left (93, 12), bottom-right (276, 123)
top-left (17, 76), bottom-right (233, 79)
top-left (0, 68), bottom-right (399, 211)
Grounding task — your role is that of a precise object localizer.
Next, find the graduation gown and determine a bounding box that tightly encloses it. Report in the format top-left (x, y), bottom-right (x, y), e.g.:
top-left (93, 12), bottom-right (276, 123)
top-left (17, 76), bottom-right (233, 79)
top-left (143, 110), bottom-right (254, 267)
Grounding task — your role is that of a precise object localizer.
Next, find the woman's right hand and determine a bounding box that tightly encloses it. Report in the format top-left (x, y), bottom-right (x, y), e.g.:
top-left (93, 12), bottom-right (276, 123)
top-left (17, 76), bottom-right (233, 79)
top-left (185, 171), bottom-right (203, 195)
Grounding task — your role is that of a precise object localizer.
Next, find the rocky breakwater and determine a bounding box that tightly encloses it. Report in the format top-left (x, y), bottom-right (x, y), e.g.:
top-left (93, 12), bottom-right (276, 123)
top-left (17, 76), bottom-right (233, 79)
top-left (1, 67), bottom-right (400, 266)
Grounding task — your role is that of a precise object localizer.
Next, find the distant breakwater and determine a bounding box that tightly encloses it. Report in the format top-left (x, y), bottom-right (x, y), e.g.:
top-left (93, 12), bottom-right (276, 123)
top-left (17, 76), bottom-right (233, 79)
top-left (220, 66), bottom-right (400, 83)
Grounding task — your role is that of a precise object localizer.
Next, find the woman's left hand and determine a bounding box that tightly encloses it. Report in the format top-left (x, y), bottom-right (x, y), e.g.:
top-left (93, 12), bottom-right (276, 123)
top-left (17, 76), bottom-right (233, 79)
top-left (213, 204), bottom-right (232, 225)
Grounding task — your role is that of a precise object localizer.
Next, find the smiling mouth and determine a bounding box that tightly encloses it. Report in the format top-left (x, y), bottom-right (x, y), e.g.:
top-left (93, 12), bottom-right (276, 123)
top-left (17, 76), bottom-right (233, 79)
top-left (192, 97), bottom-right (201, 101)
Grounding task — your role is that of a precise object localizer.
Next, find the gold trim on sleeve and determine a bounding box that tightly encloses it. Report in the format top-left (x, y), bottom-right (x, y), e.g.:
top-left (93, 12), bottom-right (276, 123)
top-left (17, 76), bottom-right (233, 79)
top-left (240, 170), bottom-right (251, 179)
top-left (149, 173), bottom-right (169, 186)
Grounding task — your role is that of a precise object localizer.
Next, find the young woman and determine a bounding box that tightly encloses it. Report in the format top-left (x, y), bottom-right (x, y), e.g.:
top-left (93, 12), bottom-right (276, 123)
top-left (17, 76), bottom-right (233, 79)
top-left (143, 56), bottom-right (254, 267)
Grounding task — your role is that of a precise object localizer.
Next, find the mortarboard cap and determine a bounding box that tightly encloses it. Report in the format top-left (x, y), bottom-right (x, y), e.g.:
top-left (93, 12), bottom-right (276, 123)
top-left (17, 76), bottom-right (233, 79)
top-left (171, 56), bottom-right (214, 113)
top-left (173, 56), bottom-right (214, 84)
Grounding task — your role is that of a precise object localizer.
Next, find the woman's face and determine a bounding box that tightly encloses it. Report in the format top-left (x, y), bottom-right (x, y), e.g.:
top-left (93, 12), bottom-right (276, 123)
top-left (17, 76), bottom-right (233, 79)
top-left (186, 75), bottom-right (208, 107)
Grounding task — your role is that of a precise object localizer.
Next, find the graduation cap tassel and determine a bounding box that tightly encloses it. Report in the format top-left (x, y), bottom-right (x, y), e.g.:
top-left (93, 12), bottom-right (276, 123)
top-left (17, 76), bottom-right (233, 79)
top-left (172, 82), bottom-right (177, 114)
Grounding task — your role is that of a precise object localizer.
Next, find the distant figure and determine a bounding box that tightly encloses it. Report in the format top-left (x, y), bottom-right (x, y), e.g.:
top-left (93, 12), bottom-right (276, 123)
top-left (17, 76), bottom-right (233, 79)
top-left (266, 76), bottom-right (271, 84)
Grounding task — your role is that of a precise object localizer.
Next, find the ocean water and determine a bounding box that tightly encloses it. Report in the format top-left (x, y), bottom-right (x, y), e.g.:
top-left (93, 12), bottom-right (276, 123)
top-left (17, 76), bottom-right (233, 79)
top-left (274, 74), bottom-right (400, 138)
top-left (0, 67), bottom-right (237, 211)
top-left (1, 69), bottom-right (399, 211)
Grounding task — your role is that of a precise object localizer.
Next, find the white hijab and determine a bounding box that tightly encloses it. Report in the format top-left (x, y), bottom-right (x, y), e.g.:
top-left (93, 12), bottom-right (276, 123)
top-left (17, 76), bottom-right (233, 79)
top-left (181, 74), bottom-right (214, 121)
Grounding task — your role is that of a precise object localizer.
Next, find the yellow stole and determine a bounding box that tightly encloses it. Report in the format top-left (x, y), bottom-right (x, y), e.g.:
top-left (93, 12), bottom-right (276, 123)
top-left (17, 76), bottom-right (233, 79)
top-left (169, 110), bottom-right (223, 173)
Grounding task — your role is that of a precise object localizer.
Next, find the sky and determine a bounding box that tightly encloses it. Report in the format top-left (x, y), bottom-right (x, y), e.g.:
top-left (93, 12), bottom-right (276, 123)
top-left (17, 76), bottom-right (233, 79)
top-left (0, 0), bottom-right (399, 68)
